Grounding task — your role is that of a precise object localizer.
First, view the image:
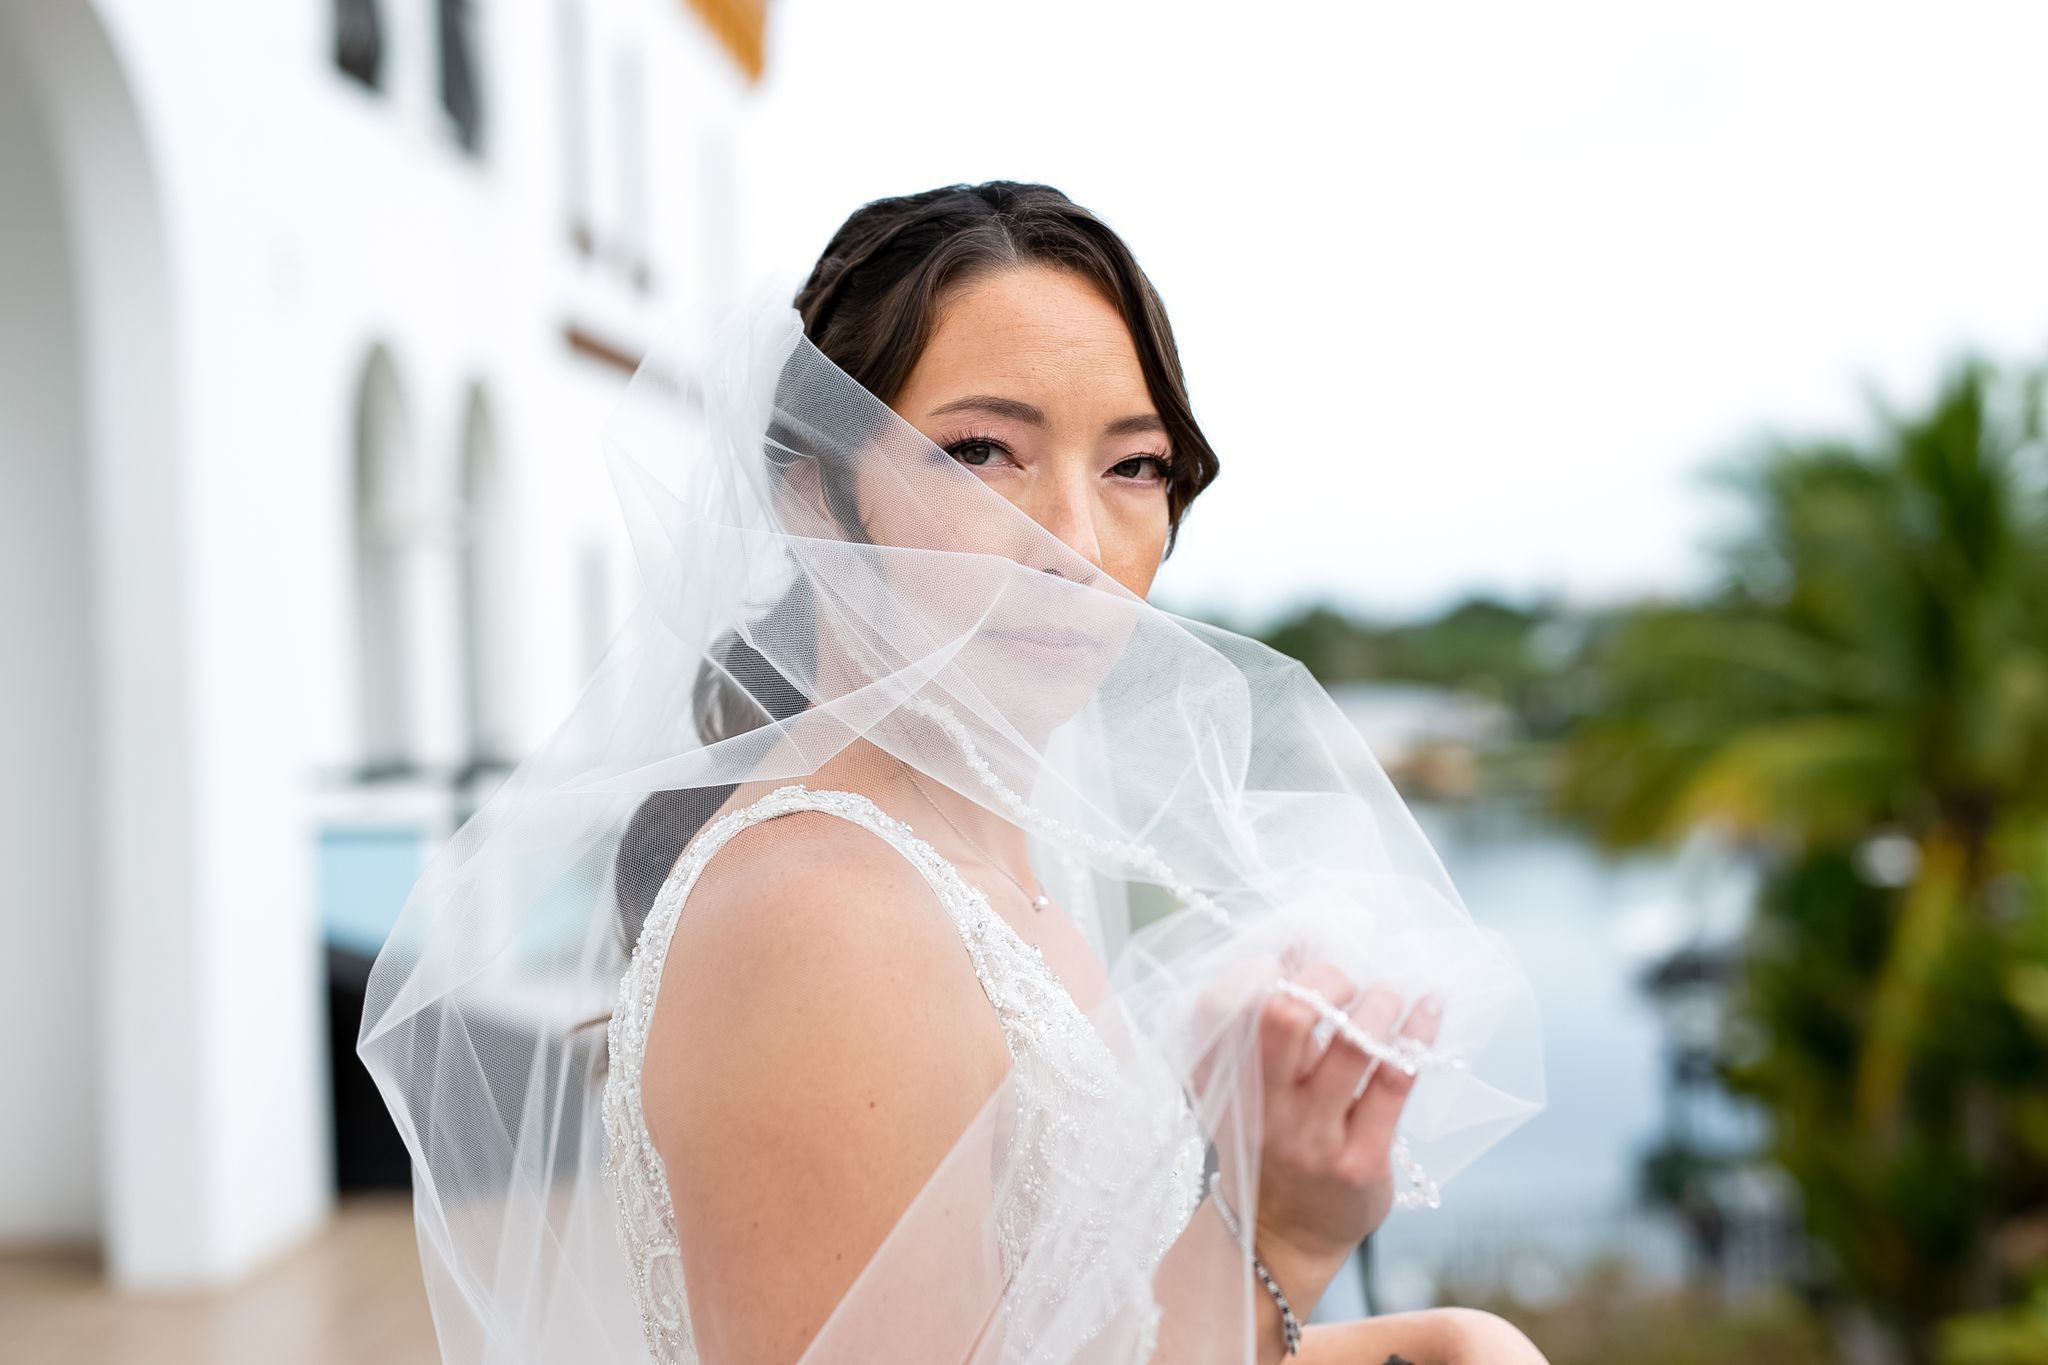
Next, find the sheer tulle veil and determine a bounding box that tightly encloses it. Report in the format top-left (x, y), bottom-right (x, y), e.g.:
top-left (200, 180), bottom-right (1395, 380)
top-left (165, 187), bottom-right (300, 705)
top-left (356, 277), bottom-right (1545, 1363)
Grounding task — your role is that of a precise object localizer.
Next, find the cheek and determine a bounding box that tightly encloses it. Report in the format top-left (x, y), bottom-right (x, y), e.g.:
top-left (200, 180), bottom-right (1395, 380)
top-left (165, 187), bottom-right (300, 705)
top-left (1104, 504), bottom-right (1170, 598)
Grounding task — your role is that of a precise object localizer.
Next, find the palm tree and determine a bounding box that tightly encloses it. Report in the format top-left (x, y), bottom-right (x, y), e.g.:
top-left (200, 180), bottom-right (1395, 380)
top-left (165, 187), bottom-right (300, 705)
top-left (1556, 359), bottom-right (2048, 1362)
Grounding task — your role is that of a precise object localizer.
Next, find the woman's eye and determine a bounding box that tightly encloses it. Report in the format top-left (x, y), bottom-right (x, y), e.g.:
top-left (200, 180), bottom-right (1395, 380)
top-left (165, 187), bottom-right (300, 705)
top-left (1111, 455), bottom-right (1171, 482)
top-left (949, 439), bottom-right (1001, 467)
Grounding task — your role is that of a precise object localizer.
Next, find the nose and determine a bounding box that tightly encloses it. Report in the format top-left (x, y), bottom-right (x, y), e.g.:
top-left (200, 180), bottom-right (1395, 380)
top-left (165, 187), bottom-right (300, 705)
top-left (1027, 465), bottom-right (1105, 576)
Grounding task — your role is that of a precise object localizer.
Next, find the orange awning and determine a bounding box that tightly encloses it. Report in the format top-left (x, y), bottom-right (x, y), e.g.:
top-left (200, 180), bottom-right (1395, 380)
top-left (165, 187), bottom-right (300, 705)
top-left (686, 0), bottom-right (768, 83)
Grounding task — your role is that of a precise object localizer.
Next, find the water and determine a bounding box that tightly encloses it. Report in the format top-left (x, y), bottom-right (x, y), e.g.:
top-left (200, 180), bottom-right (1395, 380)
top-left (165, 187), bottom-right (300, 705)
top-left (1316, 797), bottom-right (1719, 1317)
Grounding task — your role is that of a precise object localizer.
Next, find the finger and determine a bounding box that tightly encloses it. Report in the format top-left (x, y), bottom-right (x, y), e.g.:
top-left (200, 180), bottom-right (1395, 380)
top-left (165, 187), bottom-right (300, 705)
top-left (1269, 963), bottom-right (1359, 1081)
top-left (1306, 973), bottom-right (1365, 1055)
top-left (1255, 962), bottom-right (1354, 1085)
top-left (1346, 992), bottom-right (1445, 1152)
top-left (1303, 985), bottom-right (1399, 1122)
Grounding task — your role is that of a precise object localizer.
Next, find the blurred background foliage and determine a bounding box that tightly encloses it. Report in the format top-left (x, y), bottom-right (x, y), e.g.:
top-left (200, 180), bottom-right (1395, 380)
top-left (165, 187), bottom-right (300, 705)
top-left (1252, 358), bottom-right (2048, 1365)
top-left (1463, 1262), bottom-right (1835, 1365)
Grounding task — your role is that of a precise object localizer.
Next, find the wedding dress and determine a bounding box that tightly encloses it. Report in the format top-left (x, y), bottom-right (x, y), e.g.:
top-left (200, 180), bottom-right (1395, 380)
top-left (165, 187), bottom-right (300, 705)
top-left (600, 783), bottom-right (1210, 1363)
top-left (357, 284), bottom-right (1544, 1365)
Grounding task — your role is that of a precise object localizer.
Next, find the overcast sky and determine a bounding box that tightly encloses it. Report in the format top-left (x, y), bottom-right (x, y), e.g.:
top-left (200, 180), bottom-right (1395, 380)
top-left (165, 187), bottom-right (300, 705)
top-left (730, 0), bottom-right (2048, 624)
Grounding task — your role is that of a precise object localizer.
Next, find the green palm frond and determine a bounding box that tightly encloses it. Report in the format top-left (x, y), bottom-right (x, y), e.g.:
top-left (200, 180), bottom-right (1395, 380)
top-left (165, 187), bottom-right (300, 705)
top-left (1671, 714), bottom-right (1910, 848)
top-left (1556, 351), bottom-right (2048, 1354)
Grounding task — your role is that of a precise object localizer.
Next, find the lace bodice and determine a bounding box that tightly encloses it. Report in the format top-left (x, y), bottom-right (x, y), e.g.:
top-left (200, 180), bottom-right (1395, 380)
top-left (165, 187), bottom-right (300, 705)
top-left (600, 784), bottom-right (1208, 1364)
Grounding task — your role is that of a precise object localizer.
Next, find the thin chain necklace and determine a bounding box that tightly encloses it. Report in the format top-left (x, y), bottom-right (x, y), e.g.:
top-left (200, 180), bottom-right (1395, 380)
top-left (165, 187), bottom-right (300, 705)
top-left (903, 770), bottom-right (1050, 912)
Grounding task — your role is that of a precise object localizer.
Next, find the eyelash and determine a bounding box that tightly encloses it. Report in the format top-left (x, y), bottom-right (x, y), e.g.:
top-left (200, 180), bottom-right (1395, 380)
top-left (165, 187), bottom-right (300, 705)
top-left (939, 432), bottom-right (1174, 483)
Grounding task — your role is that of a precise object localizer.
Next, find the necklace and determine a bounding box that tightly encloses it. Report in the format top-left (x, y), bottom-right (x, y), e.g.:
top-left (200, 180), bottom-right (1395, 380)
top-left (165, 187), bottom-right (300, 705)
top-left (903, 770), bottom-right (1051, 912)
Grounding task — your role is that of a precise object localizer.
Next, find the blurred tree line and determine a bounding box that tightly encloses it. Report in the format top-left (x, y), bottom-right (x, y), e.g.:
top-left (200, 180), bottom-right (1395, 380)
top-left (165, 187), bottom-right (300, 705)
top-left (1247, 359), bottom-right (2048, 1364)
top-left (1236, 596), bottom-right (1594, 741)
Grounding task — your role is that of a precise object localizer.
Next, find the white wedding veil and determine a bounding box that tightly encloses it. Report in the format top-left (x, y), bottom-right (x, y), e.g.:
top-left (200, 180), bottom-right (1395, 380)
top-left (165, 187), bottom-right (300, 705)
top-left (357, 279), bottom-right (1544, 1364)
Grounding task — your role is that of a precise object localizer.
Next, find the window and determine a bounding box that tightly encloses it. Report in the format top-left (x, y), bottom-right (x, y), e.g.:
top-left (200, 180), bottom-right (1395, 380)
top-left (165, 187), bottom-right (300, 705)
top-left (457, 387), bottom-right (514, 774)
top-left (558, 1), bottom-right (592, 250)
top-left (614, 48), bottom-right (650, 290)
top-left (438, 0), bottom-right (483, 153)
top-left (352, 348), bottom-right (415, 776)
top-left (334, 0), bottom-right (384, 89)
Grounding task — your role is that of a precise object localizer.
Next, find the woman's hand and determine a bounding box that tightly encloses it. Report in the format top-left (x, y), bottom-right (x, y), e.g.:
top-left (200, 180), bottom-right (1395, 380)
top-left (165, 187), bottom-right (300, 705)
top-left (1301, 1308), bottom-right (1550, 1365)
top-left (1244, 962), bottom-right (1443, 1317)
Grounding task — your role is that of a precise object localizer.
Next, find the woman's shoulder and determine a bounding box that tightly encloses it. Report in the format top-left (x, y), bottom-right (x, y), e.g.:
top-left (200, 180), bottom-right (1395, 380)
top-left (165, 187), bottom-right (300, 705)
top-left (635, 791), bottom-right (1015, 1359)
top-left (643, 793), bottom-right (1011, 1122)
top-left (674, 792), bottom-right (959, 950)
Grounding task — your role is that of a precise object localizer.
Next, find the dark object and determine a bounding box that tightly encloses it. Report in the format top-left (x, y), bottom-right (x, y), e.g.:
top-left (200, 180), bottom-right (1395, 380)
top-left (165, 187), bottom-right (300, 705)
top-left (438, 0), bottom-right (482, 153)
top-left (613, 609), bottom-right (813, 953)
top-left (328, 945), bottom-right (412, 1189)
top-left (333, 0), bottom-right (383, 89)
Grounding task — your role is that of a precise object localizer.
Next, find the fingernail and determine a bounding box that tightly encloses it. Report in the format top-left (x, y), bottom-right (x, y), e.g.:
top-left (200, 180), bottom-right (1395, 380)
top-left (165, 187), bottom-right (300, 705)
top-left (1419, 993), bottom-right (1444, 1018)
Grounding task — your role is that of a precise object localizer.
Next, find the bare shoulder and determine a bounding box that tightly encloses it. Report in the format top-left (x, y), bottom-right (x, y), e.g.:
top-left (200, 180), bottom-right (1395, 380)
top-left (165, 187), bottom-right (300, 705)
top-left (646, 806), bottom-right (1011, 1114)
top-left (654, 806), bottom-right (998, 1016)
top-left (638, 807), bottom-right (1012, 1361)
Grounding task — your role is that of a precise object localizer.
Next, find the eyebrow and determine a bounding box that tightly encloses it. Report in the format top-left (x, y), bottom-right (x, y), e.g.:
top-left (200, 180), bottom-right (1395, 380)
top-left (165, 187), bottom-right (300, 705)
top-left (927, 394), bottom-right (1168, 438)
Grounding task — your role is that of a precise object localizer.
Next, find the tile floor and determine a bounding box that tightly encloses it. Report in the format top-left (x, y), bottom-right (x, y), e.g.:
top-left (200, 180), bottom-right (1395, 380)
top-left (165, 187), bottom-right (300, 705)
top-left (2, 1195), bottom-right (439, 1365)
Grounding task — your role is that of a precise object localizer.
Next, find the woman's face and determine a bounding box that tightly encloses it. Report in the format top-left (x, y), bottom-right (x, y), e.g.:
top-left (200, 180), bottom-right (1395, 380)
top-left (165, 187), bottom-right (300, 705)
top-left (883, 265), bottom-right (1174, 599)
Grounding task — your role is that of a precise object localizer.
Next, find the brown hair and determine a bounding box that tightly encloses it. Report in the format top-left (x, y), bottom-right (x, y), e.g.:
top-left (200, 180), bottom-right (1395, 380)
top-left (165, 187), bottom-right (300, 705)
top-left (610, 181), bottom-right (1219, 952)
top-left (792, 180), bottom-right (1218, 547)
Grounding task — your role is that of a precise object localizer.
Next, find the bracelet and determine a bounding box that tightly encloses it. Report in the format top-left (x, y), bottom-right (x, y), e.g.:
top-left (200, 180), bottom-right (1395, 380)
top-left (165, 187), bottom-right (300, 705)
top-left (1206, 1169), bottom-right (1302, 1356)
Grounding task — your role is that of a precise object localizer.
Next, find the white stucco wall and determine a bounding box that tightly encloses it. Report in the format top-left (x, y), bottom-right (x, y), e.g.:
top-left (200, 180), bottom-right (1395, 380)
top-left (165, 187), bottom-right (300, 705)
top-left (0, 0), bottom-right (744, 1287)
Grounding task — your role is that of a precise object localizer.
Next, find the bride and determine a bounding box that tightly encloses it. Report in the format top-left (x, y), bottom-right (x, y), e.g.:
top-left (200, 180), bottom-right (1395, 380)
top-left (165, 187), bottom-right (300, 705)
top-left (360, 181), bottom-right (1548, 1365)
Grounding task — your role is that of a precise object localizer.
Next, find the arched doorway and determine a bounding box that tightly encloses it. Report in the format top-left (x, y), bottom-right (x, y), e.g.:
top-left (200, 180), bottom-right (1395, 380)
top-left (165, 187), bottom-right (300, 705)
top-left (0, 0), bottom-right (193, 1286)
top-left (0, 1), bottom-right (98, 1251)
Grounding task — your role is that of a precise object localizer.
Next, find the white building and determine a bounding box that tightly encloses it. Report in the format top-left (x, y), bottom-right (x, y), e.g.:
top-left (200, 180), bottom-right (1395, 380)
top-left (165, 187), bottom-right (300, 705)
top-left (0, 0), bottom-right (759, 1289)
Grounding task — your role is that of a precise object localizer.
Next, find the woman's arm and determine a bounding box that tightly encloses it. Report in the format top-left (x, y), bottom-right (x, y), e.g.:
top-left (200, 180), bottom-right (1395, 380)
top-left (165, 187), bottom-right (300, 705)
top-left (641, 812), bottom-right (1015, 1365)
top-left (1146, 1172), bottom-right (1306, 1365)
top-left (1300, 1309), bottom-right (1548, 1365)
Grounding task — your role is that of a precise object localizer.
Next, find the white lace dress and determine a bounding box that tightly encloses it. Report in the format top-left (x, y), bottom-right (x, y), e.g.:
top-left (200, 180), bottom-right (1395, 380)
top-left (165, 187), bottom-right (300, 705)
top-left (600, 784), bottom-right (1209, 1364)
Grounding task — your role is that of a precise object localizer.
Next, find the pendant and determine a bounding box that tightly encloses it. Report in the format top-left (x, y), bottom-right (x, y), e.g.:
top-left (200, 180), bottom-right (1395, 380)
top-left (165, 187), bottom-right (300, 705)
top-left (1031, 893), bottom-right (1050, 911)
